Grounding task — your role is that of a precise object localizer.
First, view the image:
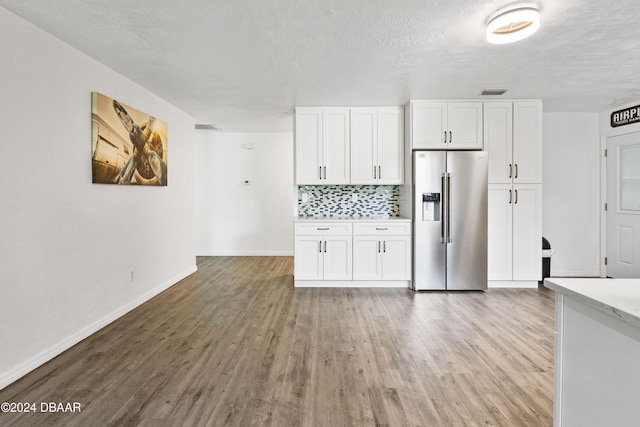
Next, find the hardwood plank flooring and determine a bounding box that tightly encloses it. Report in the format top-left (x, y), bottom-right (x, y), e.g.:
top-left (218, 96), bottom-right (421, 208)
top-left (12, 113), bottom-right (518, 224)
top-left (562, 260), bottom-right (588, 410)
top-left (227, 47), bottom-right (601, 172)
top-left (0, 257), bottom-right (555, 426)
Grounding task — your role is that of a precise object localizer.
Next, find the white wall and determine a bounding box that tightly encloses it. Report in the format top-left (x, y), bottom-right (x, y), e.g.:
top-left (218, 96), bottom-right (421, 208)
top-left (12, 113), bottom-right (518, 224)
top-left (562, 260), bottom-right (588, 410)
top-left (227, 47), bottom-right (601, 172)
top-left (195, 132), bottom-right (294, 255)
top-left (0, 8), bottom-right (196, 388)
top-left (543, 113), bottom-right (601, 277)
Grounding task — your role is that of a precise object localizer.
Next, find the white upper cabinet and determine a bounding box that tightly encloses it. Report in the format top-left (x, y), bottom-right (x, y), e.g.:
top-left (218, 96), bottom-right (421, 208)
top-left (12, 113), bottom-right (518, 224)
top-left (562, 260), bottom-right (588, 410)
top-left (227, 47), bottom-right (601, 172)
top-left (410, 101), bottom-right (483, 150)
top-left (350, 108), bottom-right (378, 184)
top-left (295, 107), bottom-right (350, 185)
top-left (484, 101), bottom-right (542, 184)
top-left (295, 108), bottom-right (323, 184)
top-left (484, 102), bottom-right (514, 183)
top-left (351, 107), bottom-right (404, 184)
top-left (323, 108), bottom-right (351, 184)
top-left (377, 107), bottom-right (404, 184)
top-left (513, 101), bottom-right (543, 184)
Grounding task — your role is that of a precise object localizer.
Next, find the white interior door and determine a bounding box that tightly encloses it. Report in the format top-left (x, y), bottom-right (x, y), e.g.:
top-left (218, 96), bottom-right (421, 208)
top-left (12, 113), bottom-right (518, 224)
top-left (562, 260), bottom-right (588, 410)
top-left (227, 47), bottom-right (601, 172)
top-left (606, 132), bottom-right (640, 277)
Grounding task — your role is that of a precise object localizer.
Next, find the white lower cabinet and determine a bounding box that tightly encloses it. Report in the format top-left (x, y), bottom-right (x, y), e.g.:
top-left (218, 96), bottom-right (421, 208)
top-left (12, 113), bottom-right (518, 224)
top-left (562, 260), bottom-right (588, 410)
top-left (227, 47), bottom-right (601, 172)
top-left (353, 236), bottom-right (411, 280)
top-left (294, 223), bottom-right (352, 281)
top-left (488, 183), bottom-right (542, 286)
top-left (294, 220), bottom-right (412, 287)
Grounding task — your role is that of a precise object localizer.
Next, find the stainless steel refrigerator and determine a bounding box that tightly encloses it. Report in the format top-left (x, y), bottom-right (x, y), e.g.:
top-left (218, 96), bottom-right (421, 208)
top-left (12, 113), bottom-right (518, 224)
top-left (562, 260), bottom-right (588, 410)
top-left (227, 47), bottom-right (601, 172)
top-left (413, 150), bottom-right (488, 291)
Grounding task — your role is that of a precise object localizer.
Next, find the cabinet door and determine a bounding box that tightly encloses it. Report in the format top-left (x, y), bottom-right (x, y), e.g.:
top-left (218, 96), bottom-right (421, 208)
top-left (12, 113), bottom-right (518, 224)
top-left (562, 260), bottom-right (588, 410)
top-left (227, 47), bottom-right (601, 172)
top-left (512, 184), bottom-right (542, 280)
top-left (323, 236), bottom-right (353, 280)
top-left (488, 184), bottom-right (513, 280)
top-left (353, 236), bottom-right (381, 280)
top-left (323, 108), bottom-right (350, 184)
top-left (411, 101), bottom-right (447, 149)
top-left (350, 108), bottom-right (378, 184)
top-left (513, 102), bottom-right (542, 183)
top-left (378, 107), bottom-right (404, 184)
top-left (381, 236), bottom-right (412, 280)
top-left (484, 102), bottom-right (513, 183)
top-left (295, 108), bottom-right (323, 184)
top-left (447, 102), bottom-right (483, 149)
top-left (294, 236), bottom-right (323, 280)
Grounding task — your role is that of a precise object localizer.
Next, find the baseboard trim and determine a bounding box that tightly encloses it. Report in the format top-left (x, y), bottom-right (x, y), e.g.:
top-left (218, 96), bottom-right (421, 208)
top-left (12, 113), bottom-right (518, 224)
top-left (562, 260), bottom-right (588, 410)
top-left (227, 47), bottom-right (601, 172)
top-left (0, 265), bottom-right (197, 391)
top-left (488, 280), bottom-right (539, 288)
top-left (295, 280), bottom-right (410, 288)
top-left (550, 271), bottom-right (602, 278)
top-left (197, 251), bottom-right (294, 256)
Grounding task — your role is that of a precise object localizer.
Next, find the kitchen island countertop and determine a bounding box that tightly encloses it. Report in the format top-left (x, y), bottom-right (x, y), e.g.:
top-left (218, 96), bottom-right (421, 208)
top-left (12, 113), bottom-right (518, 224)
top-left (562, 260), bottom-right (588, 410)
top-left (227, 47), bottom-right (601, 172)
top-left (544, 277), bottom-right (640, 329)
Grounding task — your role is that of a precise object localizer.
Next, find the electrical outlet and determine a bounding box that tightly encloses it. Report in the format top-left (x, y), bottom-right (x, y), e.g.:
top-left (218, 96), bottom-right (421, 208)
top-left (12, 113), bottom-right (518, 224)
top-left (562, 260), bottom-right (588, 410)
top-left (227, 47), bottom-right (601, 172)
top-left (351, 193), bottom-right (358, 202)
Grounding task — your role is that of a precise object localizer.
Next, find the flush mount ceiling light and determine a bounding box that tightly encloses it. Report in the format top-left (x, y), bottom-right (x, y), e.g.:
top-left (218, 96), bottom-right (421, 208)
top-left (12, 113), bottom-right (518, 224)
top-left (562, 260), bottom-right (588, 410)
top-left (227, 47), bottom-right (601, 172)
top-left (486, 4), bottom-right (540, 44)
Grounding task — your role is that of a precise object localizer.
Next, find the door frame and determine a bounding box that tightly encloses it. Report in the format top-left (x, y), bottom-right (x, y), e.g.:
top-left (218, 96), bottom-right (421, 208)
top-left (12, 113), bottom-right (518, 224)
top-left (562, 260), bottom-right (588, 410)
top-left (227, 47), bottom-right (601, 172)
top-left (602, 129), bottom-right (640, 277)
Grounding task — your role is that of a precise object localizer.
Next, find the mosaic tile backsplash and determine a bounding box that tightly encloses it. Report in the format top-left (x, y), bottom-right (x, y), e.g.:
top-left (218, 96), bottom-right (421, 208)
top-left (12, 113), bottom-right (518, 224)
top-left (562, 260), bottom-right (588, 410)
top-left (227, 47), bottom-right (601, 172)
top-left (298, 185), bottom-right (399, 217)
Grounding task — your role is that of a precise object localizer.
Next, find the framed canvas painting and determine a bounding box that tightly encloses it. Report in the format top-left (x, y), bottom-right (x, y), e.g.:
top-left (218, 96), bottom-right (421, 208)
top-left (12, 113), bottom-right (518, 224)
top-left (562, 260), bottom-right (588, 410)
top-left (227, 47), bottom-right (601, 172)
top-left (91, 92), bottom-right (168, 185)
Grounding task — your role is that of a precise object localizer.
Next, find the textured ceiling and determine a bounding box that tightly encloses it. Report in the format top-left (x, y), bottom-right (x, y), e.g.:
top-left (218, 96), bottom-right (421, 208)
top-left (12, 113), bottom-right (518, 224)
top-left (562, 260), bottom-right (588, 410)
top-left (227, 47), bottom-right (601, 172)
top-left (2, 0), bottom-right (640, 131)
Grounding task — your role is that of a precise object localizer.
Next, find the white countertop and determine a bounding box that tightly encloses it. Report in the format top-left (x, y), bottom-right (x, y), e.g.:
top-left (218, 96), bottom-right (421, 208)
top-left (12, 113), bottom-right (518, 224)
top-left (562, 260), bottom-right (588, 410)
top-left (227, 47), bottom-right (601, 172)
top-left (293, 216), bottom-right (411, 222)
top-left (544, 278), bottom-right (640, 329)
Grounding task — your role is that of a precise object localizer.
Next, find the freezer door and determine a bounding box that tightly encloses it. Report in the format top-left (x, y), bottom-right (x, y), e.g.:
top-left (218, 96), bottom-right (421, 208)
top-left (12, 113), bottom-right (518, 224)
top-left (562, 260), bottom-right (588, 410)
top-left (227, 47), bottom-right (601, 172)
top-left (413, 151), bottom-right (446, 290)
top-left (446, 151), bottom-right (488, 290)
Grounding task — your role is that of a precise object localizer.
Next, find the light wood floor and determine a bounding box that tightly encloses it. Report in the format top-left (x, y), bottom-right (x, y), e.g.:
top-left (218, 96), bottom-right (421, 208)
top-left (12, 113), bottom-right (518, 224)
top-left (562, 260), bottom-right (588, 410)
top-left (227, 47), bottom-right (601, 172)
top-left (0, 257), bottom-right (555, 426)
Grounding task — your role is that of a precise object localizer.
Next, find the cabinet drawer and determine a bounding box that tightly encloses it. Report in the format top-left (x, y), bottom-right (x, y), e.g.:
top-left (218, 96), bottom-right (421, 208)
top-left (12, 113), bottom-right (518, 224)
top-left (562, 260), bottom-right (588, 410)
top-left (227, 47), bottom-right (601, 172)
top-left (295, 222), bottom-right (353, 236)
top-left (353, 222), bottom-right (411, 236)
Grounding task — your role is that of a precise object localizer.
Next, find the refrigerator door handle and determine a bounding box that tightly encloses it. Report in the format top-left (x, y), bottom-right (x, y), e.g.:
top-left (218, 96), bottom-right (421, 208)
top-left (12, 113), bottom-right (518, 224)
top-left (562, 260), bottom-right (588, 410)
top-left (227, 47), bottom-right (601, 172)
top-left (446, 173), bottom-right (452, 243)
top-left (441, 173), bottom-right (446, 243)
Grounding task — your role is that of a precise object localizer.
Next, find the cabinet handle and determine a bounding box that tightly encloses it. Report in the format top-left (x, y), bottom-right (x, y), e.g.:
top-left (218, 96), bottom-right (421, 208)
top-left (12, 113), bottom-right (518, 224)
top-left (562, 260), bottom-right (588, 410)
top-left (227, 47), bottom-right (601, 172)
top-left (444, 131), bottom-right (447, 143)
top-left (323, 166), bottom-right (327, 179)
top-left (376, 227), bottom-right (388, 230)
top-left (373, 165), bottom-right (377, 179)
top-left (446, 173), bottom-right (451, 243)
top-left (449, 131), bottom-right (452, 143)
top-left (378, 241), bottom-right (381, 253)
top-left (441, 174), bottom-right (446, 243)
top-left (378, 165), bottom-right (381, 178)
top-left (514, 189), bottom-right (518, 204)
top-left (514, 164), bottom-right (518, 179)
top-left (319, 166), bottom-right (322, 180)
top-left (317, 227), bottom-right (329, 230)
top-left (323, 240), bottom-right (327, 253)
top-left (509, 189), bottom-right (512, 204)
top-left (383, 241), bottom-right (386, 253)
top-left (319, 241), bottom-right (322, 253)
top-left (509, 164), bottom-right (512, 179)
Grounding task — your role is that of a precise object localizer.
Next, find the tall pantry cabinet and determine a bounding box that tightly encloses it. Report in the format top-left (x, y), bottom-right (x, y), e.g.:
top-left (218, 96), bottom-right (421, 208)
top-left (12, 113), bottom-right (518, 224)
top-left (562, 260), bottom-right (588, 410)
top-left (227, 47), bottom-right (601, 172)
top-left (485, 101), bottom-right (542, 286)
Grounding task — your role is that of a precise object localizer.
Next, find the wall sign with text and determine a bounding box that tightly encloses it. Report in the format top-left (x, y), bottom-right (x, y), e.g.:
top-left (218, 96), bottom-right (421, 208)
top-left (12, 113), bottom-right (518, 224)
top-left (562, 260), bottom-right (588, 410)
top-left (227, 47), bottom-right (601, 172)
top-left (611, 105), bottom-right (640, 128)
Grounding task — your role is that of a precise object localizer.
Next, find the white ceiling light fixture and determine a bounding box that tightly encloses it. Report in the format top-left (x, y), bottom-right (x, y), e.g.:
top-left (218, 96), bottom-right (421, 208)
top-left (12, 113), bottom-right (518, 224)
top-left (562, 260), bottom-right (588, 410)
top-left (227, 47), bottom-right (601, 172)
top-left (486, 4), bottom-right (541, 44)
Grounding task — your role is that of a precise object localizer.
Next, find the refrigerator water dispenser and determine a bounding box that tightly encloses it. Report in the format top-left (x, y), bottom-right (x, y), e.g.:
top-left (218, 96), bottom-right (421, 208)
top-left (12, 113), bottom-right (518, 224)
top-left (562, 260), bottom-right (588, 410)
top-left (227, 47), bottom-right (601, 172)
top-left (422, 193), bottom-right (440, 221)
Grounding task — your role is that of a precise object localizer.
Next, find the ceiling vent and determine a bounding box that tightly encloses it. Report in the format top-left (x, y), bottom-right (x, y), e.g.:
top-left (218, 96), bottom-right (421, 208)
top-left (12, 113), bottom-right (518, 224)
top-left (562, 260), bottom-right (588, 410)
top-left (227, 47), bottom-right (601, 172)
top-left (195, 123), bottom-right (221, 131)
top-left (481, 88), bottom-right (509, 96)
